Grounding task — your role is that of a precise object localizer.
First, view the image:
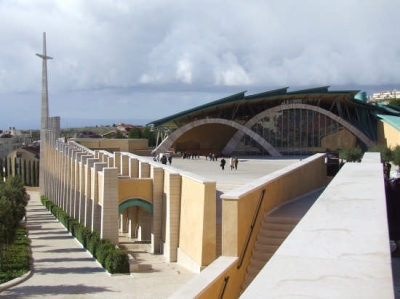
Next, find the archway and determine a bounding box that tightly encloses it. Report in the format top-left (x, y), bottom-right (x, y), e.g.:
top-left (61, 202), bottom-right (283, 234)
top-left (119, 198), bottom-right (153, 214)
top-left (119, 198), bottom-right (153, 241)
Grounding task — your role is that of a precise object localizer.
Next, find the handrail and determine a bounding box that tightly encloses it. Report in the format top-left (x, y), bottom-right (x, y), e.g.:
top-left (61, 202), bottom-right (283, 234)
top-left (219, 276), bottom-right (230, 299)
top-left (237, 189), bottom-right (266, 269)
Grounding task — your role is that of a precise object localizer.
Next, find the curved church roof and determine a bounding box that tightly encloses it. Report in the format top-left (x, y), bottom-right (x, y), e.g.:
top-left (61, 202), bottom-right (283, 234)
top-left (147, 86), bottom-right (400, 129)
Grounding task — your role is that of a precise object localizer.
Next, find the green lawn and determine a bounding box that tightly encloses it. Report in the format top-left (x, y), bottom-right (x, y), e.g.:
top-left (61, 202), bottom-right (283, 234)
top-left (0, 226), bottom-right (31, 284)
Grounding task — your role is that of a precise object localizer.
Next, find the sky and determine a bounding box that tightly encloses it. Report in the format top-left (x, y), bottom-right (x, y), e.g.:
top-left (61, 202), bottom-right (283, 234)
top-left (1, 0), bottom-right (400, 130)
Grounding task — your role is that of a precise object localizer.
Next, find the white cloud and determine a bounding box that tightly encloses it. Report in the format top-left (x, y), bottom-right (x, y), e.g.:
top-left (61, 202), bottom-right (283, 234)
top-left (1, 0), bottom-right (400, 128)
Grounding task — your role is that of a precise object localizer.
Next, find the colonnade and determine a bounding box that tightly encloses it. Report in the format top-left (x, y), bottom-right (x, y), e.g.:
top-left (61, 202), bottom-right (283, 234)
top-left (40, 138), bottom-right (213, 271)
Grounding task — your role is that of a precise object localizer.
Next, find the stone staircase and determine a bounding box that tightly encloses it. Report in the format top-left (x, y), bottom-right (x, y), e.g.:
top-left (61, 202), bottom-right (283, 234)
top-left (241, 215), bottom-right (300, 292)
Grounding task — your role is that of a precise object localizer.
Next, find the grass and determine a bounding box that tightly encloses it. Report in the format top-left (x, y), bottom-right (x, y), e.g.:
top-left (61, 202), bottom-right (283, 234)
top-left (0, 226), bottom-right (31, 284)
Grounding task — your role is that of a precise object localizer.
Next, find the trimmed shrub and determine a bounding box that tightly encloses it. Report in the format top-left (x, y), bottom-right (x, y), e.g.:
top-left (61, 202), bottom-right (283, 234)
top-left (68, 219), bottom-right (79, 237)
top-left (96, 239), bottom-right (115, 267)
top-left (368, 144), bottom-right (393, 163)
top-left (87, 231), bottom-right (101, 257)
top-left (339, 147), bottom-right (363, 162)
top-left (75, 222), bottom-right (85, 245)
top-left (105, 248), bottom-right (129, 274)
top-left (75, 224), bottom-right (92, 248)
top-left (60, 213), bottom-right (71, 228)
top-left (82, 226), bottom-right (92, 249)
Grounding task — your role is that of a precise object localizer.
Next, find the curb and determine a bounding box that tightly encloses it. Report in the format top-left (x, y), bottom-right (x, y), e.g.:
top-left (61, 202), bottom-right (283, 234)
top-left (0, 270), bottom-right (33, 293)
top-left (0, 217), bottom-right (34, 293)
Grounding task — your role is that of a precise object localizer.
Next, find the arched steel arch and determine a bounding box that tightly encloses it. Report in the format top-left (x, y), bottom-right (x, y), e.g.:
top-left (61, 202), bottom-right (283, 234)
top-left (119, 198), bottom-right (153, 214)
top-left (152, 118), bottom-right (282, 157)
top-left (222, 103), bottom-right (375, 155)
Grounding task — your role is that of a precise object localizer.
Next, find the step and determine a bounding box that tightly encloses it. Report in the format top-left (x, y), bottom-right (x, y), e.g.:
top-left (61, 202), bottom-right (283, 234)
top-left (251, 250), bottom-right (274, 261)
top-left (263, 216), bottom-right (300, 225)
top-left (248, 258), bottom-right (266, 271)
top-left (259, 222), bottom-right (297, 232)
top-left (256, 235), bottom-right (286, 246)
top-left (253, 243), bottom-right (279, 253)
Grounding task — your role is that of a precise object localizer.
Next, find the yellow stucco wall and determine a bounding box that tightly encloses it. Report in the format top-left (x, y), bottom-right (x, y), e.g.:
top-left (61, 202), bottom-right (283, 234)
top-left (213, 155), bottom-right (327, 299)
top-left (377, 121), bottom-right (400, 148)
top-left (118, 179), bottom-right (153, 203)
top-left (179, 177), bottom-right (217, 266)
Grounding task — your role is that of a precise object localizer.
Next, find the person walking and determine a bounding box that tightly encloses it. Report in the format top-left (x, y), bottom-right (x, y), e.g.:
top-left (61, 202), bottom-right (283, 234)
top-left (234, 157), bottom-right (239, 170)
top-left (220, 157), bottom-right (226, 170)
top-left (230, 157), bottom-right (234, 170)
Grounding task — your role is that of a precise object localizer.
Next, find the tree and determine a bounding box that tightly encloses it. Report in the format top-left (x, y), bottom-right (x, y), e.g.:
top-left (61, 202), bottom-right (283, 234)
top-left (339, 147), bottom-right (363, 162)
top-left (0, 197), bottom-right (16, 251)
top-left (389, 98), bottom-right (400, 107)
top-left (0, 177), bottom-right (29, 224)
top-left (393, 145), bottom-right (400, 169)
top-left (142, 126), bottom-right (156, 147)
top-left (114, 131), bottom-right (125, 139)
top-left (368, 144), bottom-right (393, 163)
top-left (0, 176), bottom-right (28, 263)
top-left (128, 127), bottom-right (142, 139)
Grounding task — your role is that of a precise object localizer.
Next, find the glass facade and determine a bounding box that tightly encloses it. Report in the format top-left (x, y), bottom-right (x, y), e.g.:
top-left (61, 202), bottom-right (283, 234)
top-left (234, 108), bottom-right (357, 156)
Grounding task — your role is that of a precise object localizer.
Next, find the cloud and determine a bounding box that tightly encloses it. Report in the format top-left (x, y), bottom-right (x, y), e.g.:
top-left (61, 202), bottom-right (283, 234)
top-left (1, 0), bottom-right (400, 129)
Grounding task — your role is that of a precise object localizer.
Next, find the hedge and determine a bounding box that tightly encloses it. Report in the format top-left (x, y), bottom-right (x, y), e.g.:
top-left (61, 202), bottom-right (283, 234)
top-left (40, 196), bottom-right (128, 274)
top-left (105, 248), bottom-right (129, 274)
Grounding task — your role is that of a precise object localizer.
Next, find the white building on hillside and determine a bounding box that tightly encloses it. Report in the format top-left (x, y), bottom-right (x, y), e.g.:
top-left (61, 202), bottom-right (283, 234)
top-left (0, 127), bottom-right (32, 159)
top-left (369, 89), bottom-right (400, 103)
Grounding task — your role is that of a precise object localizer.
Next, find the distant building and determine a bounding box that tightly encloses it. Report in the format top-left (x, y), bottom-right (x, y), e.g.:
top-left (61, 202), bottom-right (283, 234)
top-left (0, 127), bottom-right (32, 158)
top-left (368, 89), bottom-right (400, 104)
top-left (74, 131), bottom-right (102, 138)
top-left (102, 123), bottom-right (143, 138)
top-left (4, 146), bottom-right (40, 186)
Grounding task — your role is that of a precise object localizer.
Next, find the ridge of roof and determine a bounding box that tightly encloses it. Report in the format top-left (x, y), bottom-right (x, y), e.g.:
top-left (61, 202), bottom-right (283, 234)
top-left (245, 87), bottom-right (289, 99)
top-left (147, 91), bottom-right (246, 127)
top-left (147, 87), bottom-right (368, 127)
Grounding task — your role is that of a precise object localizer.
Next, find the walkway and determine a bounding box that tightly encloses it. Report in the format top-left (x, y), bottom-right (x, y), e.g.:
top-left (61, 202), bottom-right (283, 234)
top-left (0, 191), bottom-right (195, 299)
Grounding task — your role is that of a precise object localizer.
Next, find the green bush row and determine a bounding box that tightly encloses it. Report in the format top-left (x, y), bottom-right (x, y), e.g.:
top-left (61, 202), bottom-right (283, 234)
top-left (40, 196), bottom-right (129, 274)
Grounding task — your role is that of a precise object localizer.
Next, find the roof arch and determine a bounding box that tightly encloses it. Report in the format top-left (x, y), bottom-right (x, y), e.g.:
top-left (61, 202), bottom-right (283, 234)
top-left (222, 103), bottom-right (376, 155)
top-left (152, 118), bottom-right (282, 157)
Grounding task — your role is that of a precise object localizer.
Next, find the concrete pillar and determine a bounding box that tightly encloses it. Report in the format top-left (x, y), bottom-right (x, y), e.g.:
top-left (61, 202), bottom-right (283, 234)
top-left (151, 166), bottom-right (164, 254)
top-left (120, 154), bottom-right (129, 176)
top-left (120, 209), bottom-right (128, 233)
top-left (164, 172), bottom-right (182, 262)
top-left (129, 157), bottom-right (139, 178)
top-left (139, 161), bottom-right (150, 178)
top-left (84, 158), bottom-right (98, 227)
top-left (100, 167), bottom-right (119, 244)
top-left (73, 152), bottom-right (84, 219)
top-left (128, 207), bottom-right (139, 238)
top-left (138, 209), bottom-right (152, 241)
top-left (79, 155), bottom-right (92, 223)
top-left (107, 156), bottom-right (114, 168)
top-left (91, 162), bottom-right (107, 233)
top-left (65, 147), bottom-right (75, 215)
top-left (114, 152), bottom-right (121, 172)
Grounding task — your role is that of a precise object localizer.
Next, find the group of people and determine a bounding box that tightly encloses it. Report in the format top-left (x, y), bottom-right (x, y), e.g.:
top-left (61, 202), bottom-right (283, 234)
top-left (154, 151), bottom-right (240, 171)
top-left (219, 156), bottom-right (239, 170)
top-left (153, 153), bottom-right (172, 165)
